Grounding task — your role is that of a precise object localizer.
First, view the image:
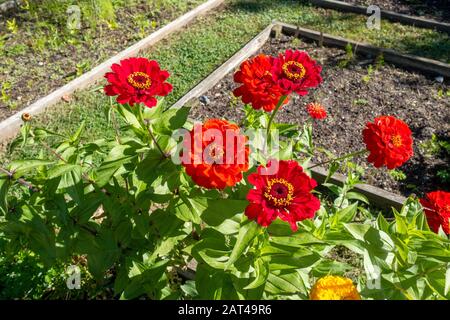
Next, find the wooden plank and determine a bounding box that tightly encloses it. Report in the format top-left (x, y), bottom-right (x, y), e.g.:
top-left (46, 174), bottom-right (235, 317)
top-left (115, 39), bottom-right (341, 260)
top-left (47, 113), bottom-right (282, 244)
top-left (0, 0), bottom-right (224, 144)
top-left (278, 22), bottom-right (450, 77)
top-left (310, 0), bottom-right (450, 33)
top-left (171, 23), bottom-right (275, 109)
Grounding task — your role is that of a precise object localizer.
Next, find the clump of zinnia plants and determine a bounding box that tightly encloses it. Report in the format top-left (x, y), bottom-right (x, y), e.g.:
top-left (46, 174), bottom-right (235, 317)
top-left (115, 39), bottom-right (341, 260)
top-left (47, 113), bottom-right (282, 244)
top-left (0, 52), bottom-right (449, 300)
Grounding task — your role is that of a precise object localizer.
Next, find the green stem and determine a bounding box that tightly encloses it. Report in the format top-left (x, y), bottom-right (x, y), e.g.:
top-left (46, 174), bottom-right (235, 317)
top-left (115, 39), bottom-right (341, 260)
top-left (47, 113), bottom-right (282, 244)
top-left (308, 149), bottom-right (368, 169)
top-left (137, 104), bottom-right (167, 158)
top-left (266, 95), bottom-right (287, 143)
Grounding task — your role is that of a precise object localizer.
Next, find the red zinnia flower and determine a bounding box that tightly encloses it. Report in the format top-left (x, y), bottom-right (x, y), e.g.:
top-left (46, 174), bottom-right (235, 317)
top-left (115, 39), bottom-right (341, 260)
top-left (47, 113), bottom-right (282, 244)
top-left (420, 191), bottom-right (450, 234)
top-left (245, 160), bottom-right (320, 231)
top-left (271, 49), bottom-right (322, 96)
top-left (306, 102), bottom-right (327, 119)
top-left (233, 54), bottom-right (287, 112)
top-left (104, 57), bottom-right (173, 108)
top-left (362, 115), bottom-right (413, 169)
top-left (182, 119), bottom-right (249, 189)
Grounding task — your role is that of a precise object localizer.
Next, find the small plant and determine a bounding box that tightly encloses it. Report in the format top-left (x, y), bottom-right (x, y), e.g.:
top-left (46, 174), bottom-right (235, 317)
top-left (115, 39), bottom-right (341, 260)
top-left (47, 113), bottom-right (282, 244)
top-left (437, 169), bottom-right (450, 183)
top-left (291, 37), bottom-right (301, 47)
top-left (338, 43), bottom-right (354, 68)
top-left (0, 82), bottom-right (12, 104)
top-left (353, 98), bottom-right (368, 106)
top-left (374, 53), bottom-right (385, 70)
top-left (362, 65), bottom-right (374, 84)
top-left (6, 19), bottom-right (18, 34)
top-left (420, 134), bottom-right (450, 157)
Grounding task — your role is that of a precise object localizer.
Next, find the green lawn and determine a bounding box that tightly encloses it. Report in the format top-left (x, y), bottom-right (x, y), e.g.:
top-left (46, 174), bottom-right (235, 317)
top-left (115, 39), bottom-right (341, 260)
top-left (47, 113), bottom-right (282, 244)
top-left (0, 0), bottom-right (449, 298)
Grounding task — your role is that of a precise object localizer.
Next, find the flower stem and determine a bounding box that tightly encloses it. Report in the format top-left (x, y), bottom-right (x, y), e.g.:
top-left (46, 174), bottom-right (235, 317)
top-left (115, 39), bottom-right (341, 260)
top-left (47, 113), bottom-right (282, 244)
top-left (147, 125), bottom-right (167, 158)
top-left (266, 95), bottom-right (287, 143)
top-left (137, 104), bottom-right (167, 158)
top-left (0, 167), bottom-right (40, 192)
top-left (308, 149), bottom-right (368, 169)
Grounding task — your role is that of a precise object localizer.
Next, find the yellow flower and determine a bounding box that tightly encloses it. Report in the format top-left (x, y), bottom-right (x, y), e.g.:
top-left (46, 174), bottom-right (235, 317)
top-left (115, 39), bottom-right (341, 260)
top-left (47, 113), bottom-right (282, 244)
top-left (310, 275), bottom-right (361, 300)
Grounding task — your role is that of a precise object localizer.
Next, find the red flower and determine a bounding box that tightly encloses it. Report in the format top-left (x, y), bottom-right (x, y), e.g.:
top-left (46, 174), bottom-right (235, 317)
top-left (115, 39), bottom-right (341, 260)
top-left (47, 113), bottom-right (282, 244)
top-left (272, 49), bottom-right (322, 96)
top-left (306, 102), bottom-right (327, 120)
top-left (420, 191), bottom-right (450, 234)
top-left (104, 57), bottom-right (173, 108)
top-left (245, 160), bottom-right (320, 231)
top-left (233, 54), bottom-right (287, 112)
top-left (182, 119), bottom-right (249, 189)
top-left (362, 115), bottom-right (413, 169)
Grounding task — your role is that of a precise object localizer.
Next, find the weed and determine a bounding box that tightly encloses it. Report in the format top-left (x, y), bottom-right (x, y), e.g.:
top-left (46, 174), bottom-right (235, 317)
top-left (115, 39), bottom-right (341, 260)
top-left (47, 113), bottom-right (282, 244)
top-left (388, 169), bottom-right (407, 181)
top-left (0, 82), bottom-right (11, 104)
top-left (420, 134), bottom-right (450, 157)
top-left (353, 98), bottom-right (369, 106)
top-left (6, 19), bottom-right (18, 34)
top-left (338, 43), bottom-right (354, 68)
top-left (362, 65), bottom-right (374, 84)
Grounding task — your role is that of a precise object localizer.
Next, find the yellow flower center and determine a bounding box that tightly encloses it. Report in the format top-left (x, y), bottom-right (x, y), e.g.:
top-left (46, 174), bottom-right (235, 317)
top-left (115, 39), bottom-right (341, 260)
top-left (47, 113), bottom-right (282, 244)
top-left (282, 61), bottom-right (306, 80)
top-left (308, 103), bottom-right (323, 113)
top-left (264, 178), bottom-right (294, 207)
top-left (391, 134), bottom-right (402, 148)
top-left (127, 71), bottom-right (152, 90)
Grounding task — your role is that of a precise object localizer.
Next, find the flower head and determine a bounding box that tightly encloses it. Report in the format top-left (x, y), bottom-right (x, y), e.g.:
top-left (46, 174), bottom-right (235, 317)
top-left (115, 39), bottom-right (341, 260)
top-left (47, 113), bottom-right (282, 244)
top-left (21, 113), bottom-right (32, 122)
top-left (245, 160), bottom-right (320, 231)
top-left (362, 115), bottom-right (413, 169)
top-left (306, 102), bottom-right (327, 120)
top-left (271, 50), bottom-right (322, 96)
top-left (420, 191), bottom-right (450, 234)
top-left (182, 119), bottom-right (249, 189)
top-left (233, 54), bottom-right (287, 112)
top-left (310, 275), bottom-right (361, 300)
top-left (104, 57), bottom-right (173, 108)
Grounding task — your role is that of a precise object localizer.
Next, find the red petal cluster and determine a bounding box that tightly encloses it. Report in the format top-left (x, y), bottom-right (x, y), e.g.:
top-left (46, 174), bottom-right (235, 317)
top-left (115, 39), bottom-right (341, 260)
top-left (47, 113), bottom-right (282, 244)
top-left (233, 54), bottom-right (287, 112)
top-left (420, 191), bottom-right (450, 234)
top-left (182, 119), bottom-right (249, 189)
top-left (104, 57), bottom-right (173, 108)
top-left (245, 160), bottom-right (320, 231)
top-left (362, 115), bottom-right (413, 169)
top-left (271, 49), bottom-right (323, 96)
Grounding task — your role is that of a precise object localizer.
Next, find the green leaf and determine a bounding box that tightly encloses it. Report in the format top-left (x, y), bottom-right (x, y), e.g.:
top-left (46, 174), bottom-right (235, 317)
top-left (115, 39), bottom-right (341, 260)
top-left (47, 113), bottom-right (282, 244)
top-left (244, 258), bottom-right (269, 289)
top-left (69, 120), bottom-right (85, 144)
top-left (269, 232), bottom-right (324, 248)
top-left (0, 177), bottom-right (9, 215)
top-left (336, 202), bottom-right (358, 223)
top-left (9, 160), bottom-right (54, 178)
top-left (226, 219), bottom-right (260, 269)
top-left (265, 271), bottom-right (307, 295)
top-left (95, 144), bottom-right (138, 187)
top-left (201, 199), bottom-right (247, 234)
top-left (47, 164), bottom-right (81, 180)
top-left (170, 195), bottom-right (206, 224)
top-left (153, 107), bottom-right (190, 135)
top-left (346, 192), bottom-right (369, 204)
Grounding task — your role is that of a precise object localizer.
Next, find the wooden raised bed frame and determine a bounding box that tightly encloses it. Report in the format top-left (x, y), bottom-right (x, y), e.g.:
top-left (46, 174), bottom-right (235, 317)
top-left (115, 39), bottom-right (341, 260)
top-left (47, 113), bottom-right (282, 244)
top-left (310, 0), bottom-right (450, 34)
